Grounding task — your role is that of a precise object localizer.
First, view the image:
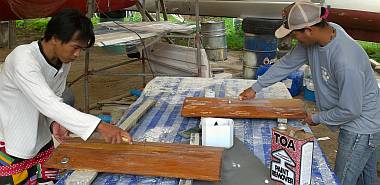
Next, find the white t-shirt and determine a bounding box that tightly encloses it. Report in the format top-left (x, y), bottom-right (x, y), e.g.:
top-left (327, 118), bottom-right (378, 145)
top-left (0, 41), bottom-right (100, 159)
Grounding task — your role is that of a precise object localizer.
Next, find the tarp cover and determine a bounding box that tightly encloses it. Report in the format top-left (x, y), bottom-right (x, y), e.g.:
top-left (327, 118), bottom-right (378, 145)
top-left (0, 0), bottom-right (136, 21)
top-left (8, 0), bottom-right (67, 19)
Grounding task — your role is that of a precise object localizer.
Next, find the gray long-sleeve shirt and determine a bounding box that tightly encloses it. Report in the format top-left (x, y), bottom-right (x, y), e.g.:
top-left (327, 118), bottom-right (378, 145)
top-left (252, 23), bottom-right (380, 134)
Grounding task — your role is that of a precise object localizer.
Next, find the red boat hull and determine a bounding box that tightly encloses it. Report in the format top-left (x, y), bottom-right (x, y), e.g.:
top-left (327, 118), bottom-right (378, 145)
top-left (328, 8), bottom-right (380, 42)
top-left (0, 0), bottom-right (136, 21)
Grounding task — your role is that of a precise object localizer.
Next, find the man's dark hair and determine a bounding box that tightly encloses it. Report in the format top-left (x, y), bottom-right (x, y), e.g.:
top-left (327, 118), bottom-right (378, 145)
top-left (44, 8), bottom-right (95, 48)
top-left (312, 19), bottom-right (329, 28)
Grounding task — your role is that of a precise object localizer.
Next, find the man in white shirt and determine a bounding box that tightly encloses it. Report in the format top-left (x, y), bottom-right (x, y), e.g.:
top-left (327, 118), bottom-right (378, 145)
top-left (0, 8), bottom-right (132, 184)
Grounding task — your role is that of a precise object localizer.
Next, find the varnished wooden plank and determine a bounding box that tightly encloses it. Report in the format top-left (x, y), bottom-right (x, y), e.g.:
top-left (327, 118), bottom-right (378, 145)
top-left (45, 139), bottom-right (223, 181)
top-left (181, 97), bottom-right (306, 119)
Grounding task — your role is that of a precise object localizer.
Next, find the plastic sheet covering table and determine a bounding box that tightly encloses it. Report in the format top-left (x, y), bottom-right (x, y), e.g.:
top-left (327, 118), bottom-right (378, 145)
top-left (56, 77), bottom-right (340, 185)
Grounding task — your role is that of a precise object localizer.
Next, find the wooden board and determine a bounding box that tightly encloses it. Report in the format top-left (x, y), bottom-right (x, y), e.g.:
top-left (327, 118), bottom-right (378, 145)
top-left (181, 97), bottom-right (306, 119)
top-left (370, 59), bottom-right (380, 72)
top-left (45, 138), bottom-right (223, 181)
top-left (119, 99), bottom-right (156, 131)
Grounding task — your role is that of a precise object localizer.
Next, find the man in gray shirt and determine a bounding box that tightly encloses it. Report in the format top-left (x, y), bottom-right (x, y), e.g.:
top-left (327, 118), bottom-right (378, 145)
top-left (239, 1), bottom-right (380, 185)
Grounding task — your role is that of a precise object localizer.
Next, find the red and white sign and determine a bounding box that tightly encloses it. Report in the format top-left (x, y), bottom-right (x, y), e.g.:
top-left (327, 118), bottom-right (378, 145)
top-left (271, 126), bottom-right (315, 185)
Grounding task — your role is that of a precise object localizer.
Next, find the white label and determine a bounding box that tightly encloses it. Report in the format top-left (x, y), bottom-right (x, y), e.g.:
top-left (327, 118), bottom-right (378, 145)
top-left (271, 150), bottom-right (295, 185)
top-left (300, 142), bottom-right (314, 185)
top-left (201, 118), bottom-right (234, 148)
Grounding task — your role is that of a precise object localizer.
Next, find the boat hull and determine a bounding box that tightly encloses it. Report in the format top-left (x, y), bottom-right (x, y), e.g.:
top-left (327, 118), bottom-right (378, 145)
top-left (0, 0), bottom-right (136, 21)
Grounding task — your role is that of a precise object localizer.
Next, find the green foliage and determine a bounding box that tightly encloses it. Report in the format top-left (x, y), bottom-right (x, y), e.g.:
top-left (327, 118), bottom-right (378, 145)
top-left (167, 14), bottom-right (186, 24)
top-left (91, 17), bottom-right (100, 25)
top-left (16, 17), bottom-right (100, 33)
top-left (124, 12), bottom-right (189, 24)
top-left (223, 18), bottom-right (243, 50)
top-left (19, 14), bottom-right (378, 59)
top-left (291, 40), bottom-right (380, 61)
top-left (358, 41), bottom-right (380, 62)
top-left (28, 18), bottom-right (50, 31)
top-left (15, 20), bottom-right (25, 28)
top-left (125, 12), bottom-right (142, 22)
top-left (16, 18), bottom-right (50, 32)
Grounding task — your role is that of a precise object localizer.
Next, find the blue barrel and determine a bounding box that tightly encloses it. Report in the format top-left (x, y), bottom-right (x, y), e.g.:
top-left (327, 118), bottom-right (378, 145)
top-left (304, 86), bottom-right (316, 101)
top-left (256, 65), bottom-right (304, 97)
top-left (287, 70), bottom-right (304, 96)
top-left (244, 33), bottom-right (277, 66)
top-left (255, 64), bottom-right (272, 78)
top-left (243, 33), bottom-right (277, 79)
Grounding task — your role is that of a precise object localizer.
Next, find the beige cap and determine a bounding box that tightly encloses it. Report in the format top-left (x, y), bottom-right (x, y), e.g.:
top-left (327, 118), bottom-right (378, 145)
top-left (275, 1), bottom-right (323, 38)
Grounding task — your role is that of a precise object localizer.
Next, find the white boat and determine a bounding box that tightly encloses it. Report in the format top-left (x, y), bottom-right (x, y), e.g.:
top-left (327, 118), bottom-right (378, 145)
top-left (136, 0), bottom-right (380, 42)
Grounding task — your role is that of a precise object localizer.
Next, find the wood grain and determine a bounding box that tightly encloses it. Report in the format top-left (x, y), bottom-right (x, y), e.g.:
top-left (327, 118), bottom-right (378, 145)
top-left (45, 138), bottom-right (223, 181)
top-left (181, 97), bottom-right (306, 119)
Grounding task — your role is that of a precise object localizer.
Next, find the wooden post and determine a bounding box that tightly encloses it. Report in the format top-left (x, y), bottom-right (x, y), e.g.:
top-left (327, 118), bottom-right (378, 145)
top-left (142, 52), bottom-right (146, 86)
top-left (136, 1), bottom-right (155, 22)
top-left (155, 0), bottom-right (160, 21)
top-left (0, 21), bottom-right (9, 48)
top-left (141, 0), bottom-right (148, 21)
top-left (195, 0), bottom-right (202, 77)
top-left (8, 20), bottom-right (16, 49)
top-left (159, 0), bottom-right (168, 21)
top-left (84, 0), bottom-right (95, 113)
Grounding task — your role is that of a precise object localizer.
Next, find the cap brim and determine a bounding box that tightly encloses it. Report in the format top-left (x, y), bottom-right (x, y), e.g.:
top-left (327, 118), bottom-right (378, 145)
top-left (275, 25), bottom-right (292, 39)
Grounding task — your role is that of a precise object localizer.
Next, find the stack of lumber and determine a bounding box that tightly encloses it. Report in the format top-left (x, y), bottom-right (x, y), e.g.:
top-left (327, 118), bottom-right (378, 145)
top-left (370, 59), bottom-right (380, 72)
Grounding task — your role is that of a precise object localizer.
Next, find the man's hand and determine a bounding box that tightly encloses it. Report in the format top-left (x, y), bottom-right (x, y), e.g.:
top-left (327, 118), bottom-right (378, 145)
top-left (239, 88), bottom-right (256, 100)
top-left (301, 112), bottom-right (319, 126)
top-left (51, 121), bottom-right (69, 143)
top-left (96, 122), bottom-right (132, 144)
